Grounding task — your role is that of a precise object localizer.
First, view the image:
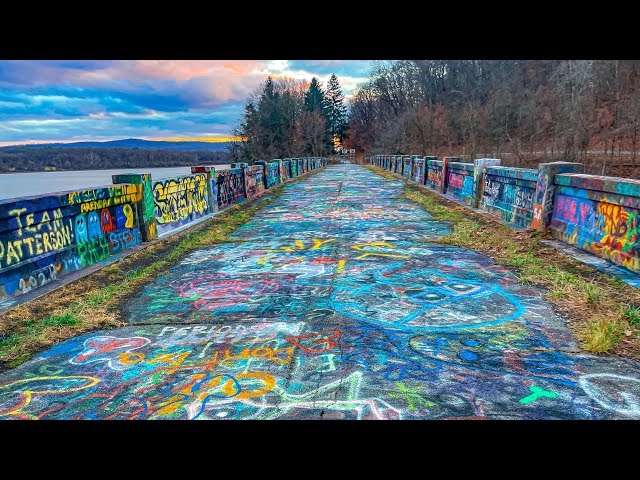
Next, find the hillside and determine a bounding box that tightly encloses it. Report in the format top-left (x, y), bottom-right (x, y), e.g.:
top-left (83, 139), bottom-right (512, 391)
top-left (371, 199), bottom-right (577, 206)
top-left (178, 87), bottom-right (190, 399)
top-left (0, 147), bottom-right (231, 173)
top-left (0, 138), bottom-right (232, 152)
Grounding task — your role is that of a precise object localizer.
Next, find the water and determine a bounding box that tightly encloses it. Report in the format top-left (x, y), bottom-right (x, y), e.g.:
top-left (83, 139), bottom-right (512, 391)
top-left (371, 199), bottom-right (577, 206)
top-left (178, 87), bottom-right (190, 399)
top-left (0, 165), bottom-right (231, 201)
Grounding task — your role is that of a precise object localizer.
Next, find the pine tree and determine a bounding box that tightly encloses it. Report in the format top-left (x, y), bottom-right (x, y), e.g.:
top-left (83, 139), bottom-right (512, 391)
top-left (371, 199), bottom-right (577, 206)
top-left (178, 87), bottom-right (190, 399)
top-left (304, 77), bottom-right (328, 113)
top-left (303, 77), bottom-right (332, 154)
top-left (257, 76), bottom-right (287, 158)
top-left (325, 74), bottom-right (350, 145)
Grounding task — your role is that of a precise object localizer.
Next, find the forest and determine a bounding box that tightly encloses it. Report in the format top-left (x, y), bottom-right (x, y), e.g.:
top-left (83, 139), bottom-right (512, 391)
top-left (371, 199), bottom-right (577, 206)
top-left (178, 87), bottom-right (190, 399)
top-left (345, 60), bottom-right (640, 177)
top-left (0, 147), bottom-right (231, 173)
top-left (230, 74), bottom-right (349, 161)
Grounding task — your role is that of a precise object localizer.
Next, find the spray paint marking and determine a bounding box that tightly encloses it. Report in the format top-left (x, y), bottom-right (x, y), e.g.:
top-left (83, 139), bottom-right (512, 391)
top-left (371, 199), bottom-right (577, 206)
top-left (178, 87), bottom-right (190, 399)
top-left (519, 385), bottom-right (558, 405)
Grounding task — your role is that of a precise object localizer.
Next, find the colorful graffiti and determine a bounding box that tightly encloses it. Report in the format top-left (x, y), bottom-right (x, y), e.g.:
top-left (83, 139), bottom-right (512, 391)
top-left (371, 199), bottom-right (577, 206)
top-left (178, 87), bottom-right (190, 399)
top-left (550, 180), bottom-right (640, 272)
top-left (0, 184), bottom-right (142, 301)
top-left (152, 174), bottom-right (209, 235)
top-left (4, 318), bottom-right (636, 420)
top-left (411, 158), bottom-right (426, 185)
top-left (426, 160), bottom-right (444, 191)
top-left (244, 165), bottom-right (266, 199)
top-left (266, 162), bottom-right (281, 189)
top-left (481, 167), bottom-right (537, 228)
top-left (446, 163), bottom-right (474, 205)
top-left (2, 164), bottom-right (638, 420)
top-left (216, 169), bottom-right (246, 210)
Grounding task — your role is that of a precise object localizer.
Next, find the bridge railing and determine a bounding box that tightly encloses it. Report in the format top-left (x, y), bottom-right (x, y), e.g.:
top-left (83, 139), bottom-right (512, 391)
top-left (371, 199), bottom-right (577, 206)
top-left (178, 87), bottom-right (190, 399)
top-left (0, 156), bottom-right (327, 305)
top-left (366, 153), bottom-right (640, 275)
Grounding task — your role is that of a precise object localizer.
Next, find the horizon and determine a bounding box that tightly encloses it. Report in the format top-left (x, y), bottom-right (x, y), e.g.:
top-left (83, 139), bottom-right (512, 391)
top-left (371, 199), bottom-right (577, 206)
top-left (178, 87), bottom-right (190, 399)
top-left (0, 136), bottom-right (241, 147)
top-left (0, 60), bottom-right (374, 147)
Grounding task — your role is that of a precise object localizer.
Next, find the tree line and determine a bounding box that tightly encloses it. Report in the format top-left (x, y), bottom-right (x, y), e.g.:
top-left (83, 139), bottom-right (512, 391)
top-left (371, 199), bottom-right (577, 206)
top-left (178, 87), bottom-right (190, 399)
top-left (346, 60), bottom-right (640, 169)
top-left (0, 147), bottom-right (231, 173)
top-left (231, 74), bottom-right (349, 161)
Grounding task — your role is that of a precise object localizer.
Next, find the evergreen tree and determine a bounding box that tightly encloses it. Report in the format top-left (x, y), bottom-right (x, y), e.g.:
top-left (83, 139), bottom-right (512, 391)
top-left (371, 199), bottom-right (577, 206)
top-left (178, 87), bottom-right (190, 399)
top-left (304, 77), bottom-right (328, 113)
top-left (326, 74), bottom-right (350, 144)
top-left (304, 77), bottom-right (332, 153)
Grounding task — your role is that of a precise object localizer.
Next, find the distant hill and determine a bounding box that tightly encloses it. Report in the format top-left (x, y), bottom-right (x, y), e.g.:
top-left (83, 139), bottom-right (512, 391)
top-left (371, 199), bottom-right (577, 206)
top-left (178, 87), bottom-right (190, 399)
top-left (1, 138), bottom-right (232, 152)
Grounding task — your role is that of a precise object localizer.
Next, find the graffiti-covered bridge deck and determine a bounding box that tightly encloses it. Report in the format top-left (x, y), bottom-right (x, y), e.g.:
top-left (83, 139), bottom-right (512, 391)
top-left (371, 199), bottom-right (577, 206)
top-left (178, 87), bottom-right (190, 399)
top-left (1, 164), bottom-right (639, 420)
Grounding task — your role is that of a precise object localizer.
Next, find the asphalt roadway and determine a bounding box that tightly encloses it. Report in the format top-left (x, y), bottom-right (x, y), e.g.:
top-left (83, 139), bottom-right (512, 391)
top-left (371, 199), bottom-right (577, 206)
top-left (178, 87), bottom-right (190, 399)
top-left (1, 164), bottom-right (639, 420)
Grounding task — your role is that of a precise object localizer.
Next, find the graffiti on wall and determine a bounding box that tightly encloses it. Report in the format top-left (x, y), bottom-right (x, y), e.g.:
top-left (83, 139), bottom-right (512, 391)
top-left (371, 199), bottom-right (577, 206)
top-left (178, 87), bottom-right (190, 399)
top-left (551, 188), bottom-right (640, 272)
top-left (152, 174), bottom-right (209, 234)
top-left (427, 164), bottom-right (443, 191)
top-left (411, 159), bottom-right (426, 185)
top-left (1, 185), bottom-right (142, 300)
top-left (266, 163), bottom-right (280, 189)
top-left (402, 158), bottom-right (412, 179)
top-left (244, 166), bottom-right (266, 199)
top-left (2, 165), bottom-right (640, 420)
top-left (447, 169), bottom-right (474, 203)
top-left (217, 169), bottom-right (246, 210)
top-left (0, 191), bottom-right (142, 300)
top-left (481, 172), bottom-right (536, 228)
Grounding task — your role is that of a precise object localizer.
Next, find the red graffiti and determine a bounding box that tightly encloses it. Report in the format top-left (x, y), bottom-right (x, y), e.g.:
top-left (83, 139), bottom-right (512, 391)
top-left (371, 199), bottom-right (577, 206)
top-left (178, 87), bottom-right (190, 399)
top-left (100, 208), bottom-right (115, 235)
top-left (284, 330), bottom-right (341, 353)
top-left (180, 275), bottom-right (282, 311)
top-left (74, 337), bottom-right (148, 363)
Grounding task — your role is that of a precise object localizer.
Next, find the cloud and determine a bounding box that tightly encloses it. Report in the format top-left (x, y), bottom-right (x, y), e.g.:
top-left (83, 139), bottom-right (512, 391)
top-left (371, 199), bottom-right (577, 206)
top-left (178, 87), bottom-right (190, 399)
top-left (287, 60), bottom-right (373, 78)
top-left (0, 60), bottom-right (373, 144)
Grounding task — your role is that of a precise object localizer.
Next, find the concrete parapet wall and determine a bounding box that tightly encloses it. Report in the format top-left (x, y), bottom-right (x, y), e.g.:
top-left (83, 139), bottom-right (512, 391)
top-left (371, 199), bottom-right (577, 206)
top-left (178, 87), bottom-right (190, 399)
top-left (0, 184), bottom-right (143, 302)
top-left (550, 173), bottom-right (640, 273)
top-left (426, 160), bottom-right (445, 191)
top-left (445, 162), bottom-right (474, 204)
top-left (480, 166), bottom-right (538, 227)
top-left (151, 173), bottom-right (210, 235)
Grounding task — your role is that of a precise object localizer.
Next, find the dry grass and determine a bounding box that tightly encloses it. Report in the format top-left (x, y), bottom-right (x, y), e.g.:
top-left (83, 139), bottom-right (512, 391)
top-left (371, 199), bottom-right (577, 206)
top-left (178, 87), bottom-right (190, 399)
top-left (367, 165), bottom-right (640, 358)
top-left (0, 171), bottom-right (320, 371)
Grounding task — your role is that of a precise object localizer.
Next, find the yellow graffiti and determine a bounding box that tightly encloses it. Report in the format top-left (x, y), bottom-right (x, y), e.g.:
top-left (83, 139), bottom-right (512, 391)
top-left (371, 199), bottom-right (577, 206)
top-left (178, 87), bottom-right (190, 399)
top-left (258, 255), bottom-right (277, 266)
top-left (146, 350), bottom-right (192, 375)
top-left (351, 241), bottom-right (397, 250)
top-left (0, 376), bottom-right (100, 420)
top-left (311, 238), bottom-right (335, 250)
top-left (123, 204), bottom-right (134, 228)
top-left (225, 372), bottom-right (276, 399)
top-left (356, 253), bottom-right (409, 259)
top-left (265, 238), bottom-right (336, 253)
top-left (336, 259), bottom-right (346, 273)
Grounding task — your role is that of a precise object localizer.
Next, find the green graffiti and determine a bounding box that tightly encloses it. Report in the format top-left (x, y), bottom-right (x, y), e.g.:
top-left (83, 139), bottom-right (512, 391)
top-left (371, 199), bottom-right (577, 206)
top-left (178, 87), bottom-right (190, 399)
top-left (389, 382), bottom-right (435, 411)
top-left (519, 385), bottom-right (558, 405)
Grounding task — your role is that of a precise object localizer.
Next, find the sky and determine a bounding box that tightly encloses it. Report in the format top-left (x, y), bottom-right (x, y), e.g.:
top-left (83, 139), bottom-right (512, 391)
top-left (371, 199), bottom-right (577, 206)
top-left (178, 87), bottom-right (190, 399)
top-left (0, 60), bottom-right (374, 146)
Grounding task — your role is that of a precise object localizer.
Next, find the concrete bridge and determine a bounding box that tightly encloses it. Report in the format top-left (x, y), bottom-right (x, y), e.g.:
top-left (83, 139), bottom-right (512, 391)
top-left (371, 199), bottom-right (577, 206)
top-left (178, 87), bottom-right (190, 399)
top-left (1, 164), bottom-right (639, 420)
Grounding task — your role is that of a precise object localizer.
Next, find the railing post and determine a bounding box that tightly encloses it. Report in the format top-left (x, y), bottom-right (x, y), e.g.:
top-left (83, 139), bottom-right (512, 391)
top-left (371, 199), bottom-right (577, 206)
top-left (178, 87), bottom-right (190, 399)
top-left (532, 161), bottom-right (584, 230)
top-left (191, 166), bottom-right (218, 214)
top-left (440, 157), bottom-right (450, 194)
top-left (111, 173), bottom-right (157, 241)
top-left (231, 162), bottom-right (249, 199)
top-left (472, 158), bottom-right (501, 208)
top-left (254, 160), bottom-right (268, 189)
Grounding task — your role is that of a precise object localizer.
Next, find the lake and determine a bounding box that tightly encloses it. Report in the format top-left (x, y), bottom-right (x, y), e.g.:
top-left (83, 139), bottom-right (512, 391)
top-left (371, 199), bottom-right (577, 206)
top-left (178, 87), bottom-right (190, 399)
top-left (0, 165), bottom-right (231, 201)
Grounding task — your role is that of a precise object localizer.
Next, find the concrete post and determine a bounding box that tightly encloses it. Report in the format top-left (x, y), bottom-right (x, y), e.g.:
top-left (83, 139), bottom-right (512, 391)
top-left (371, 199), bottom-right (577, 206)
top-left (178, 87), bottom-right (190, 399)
top-left (230, 162), bottom-right (249, 199)
top-left (254, 160), bottom-right (268, 189)
top-left (191, 166), bottom-right (218, 214)
top-left (112, 173), bottom-right (158, 241)
top-left (440, 157), bottom-right (450, 194)
top-left (472, 158), bottom-right (501, 208)
top-left (532, 161), bottom-right (584, 230)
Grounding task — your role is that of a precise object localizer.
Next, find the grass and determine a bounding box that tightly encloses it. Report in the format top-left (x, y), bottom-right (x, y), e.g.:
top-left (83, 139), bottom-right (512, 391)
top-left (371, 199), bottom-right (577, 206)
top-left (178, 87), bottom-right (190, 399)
top-left (0, 171), bottom-right (318, 371)
top-left (624, 306), bottom-right (640, 326)
top-left (367, 165), bottom-right (640, 358)
top-left (584, 316), bottom-right (626, 353)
